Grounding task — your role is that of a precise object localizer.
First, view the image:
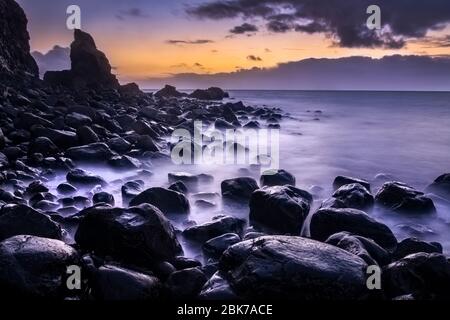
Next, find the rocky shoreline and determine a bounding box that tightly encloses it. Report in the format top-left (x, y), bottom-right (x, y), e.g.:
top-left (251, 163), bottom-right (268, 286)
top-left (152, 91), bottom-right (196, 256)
top-left (0, 0), bottom-right (450, 301)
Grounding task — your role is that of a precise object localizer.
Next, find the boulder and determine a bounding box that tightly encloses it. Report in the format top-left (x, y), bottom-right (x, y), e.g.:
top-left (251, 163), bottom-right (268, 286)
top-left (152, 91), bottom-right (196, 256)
top-left (199, 272), bottom-right (239, 300)
top-left (75, 204), bottom-right (182, 266)
top-left (29, 137), bottom-right (59, 157)
top-left (0, 235), bottom-right (78, 298)
top-left (333, 176), bottom-right (371, 191)
top-left (108, 155), bottom-right (141, 169)
top-left (203, 233), bottom-right (241, 258)
top-left (326, 183), bottom-right (374, 211)
top-left (66, 142), bottom-right (115, 162)
top-left (190, 87), bottom-right (229, 100)
top-left (107, 137), bottom-right (131, 154)
top-left (326, 232), bottom-right (391, 266)
top-left (66, 169), bottom-right (107, 187)
top-left (0, 129), bottom-right (4, 149)
top-left (93, 192), bottom-right (115, 206)
top-left (426, 173), bottom-right (450, 201)
top-left (168, 172), bottom-right (199, 189)
top-left (310, 207), bottom-right (397, 252)
top-left (65, 112), bottom-right (92, 129)
top-left (183, 215), bottom-right (246, 243)
top-left (375, 182), bottom-right (436, 215)
top-left (129, 187), bottom-right (190, 215)
top-left (44, 29), bottom-right (120, 89)
top-left (31, 127), bottom-right (78, 149)
top-left (76, 126), bottom-right (100, 144)
top-left (382, 253), bottom-right (450, 299)
top-left (155, 85), bottom-right (186, 98)
top-left (57, 183), bottom-right (77, 195)
top-left (393, 238), bottom-right (443, 260)
top-left (219, 236), bottom-right (370, 300)
top-left (0, 204), bottom-right (62, 241)
top-left (121, 181), bottom-right (143, 202)
top-left (166, 268), bottom-right (208, 299)
top-left (168, 181), bottom-right (188, 195)
top-left (260, 169), bottom-right (296, 187)
top-left (90, 264), bottom-right (163, 301)
top-left (221, 177), bottom-right (259, 201)
top-left (249, 185), bottom-right (312, 235)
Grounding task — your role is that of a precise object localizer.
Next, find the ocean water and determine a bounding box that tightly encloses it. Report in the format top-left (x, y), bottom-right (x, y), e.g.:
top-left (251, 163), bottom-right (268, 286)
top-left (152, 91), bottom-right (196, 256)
top-left (51, 90), bottom-right (450, 258)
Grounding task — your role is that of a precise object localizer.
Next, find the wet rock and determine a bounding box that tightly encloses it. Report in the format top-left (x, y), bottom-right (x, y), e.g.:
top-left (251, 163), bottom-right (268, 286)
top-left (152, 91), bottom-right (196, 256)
top-left (426, 173), bottom-right (450, 201)
top-left (0, 129), bottom-right (4, 150)
top-left (168, 181), bottom-right (188, 195)
top-left (90, 265), bottom-right (163, 301)
top-left (66, 169), bottom-right (107, 187)
top-left (250, 185), bottom-right (312, 235)
top-left (326, 232), bottom-right (391, 266)
top-left (66, 142), bottom-right (115, 162)
top-left (326, 183), bottom-right (374, 211)
top-left (190, 87), bottom-right (229, 100)
top-left (135, 135), bottom-right (159, 152)
top-left (76, 126), bottom-right (100, 144)
top-left (168, 172), bottom-right (199, 189)
top-left (260, 169), bottom-right (296, 187)
top-left (382, 253), bottom-right (450, 299)
top-left (203, 233), bottom-right (241, 258)
top-left (155, 85), bottom-right (185, 98)
top-left (108, 155), bottom-right (141, 169)
top-left (65, 112), bottom-right (92, 129)
top-left (195, 199), bottom-right (216, 209)
top-left (75, 204), bottom-right (182, 266)
top-left (0, 204), bottom-right (62, 241)
top-left (221, 177), bottom-right (259, 201)
top-left (219, 236), bottom-right (369, 300)
top-left (166, 268), bottom-right (208, 299)
top-left (57, 183), bottom-right (77, 195)
top-left (171, 257), bottom-right (202, 270)
top-left (214, 119), bottom-right (235, 130)
top-left (310, 208), bottom-right (398, 252)
top-left (31, 126), bottom-right (78, 149)
top-left (107, 137), bottom-right (131, 154)
top-left (333, 176), bottom-right (371, 191)
top-left (33, 200), bottom-right (59, 211)
top-left (375, 182), bottom-right (436, 215)
top-left (199, 272), bottom-right (239, 300)
top-left (393, 238), bottom-right (443, 260)
top-left (93, 192), bottom-right (115, 206)
top-left (29, 137), bottom-right (59, 157)
top-left (183, 215), bottom-right (246, 243)
top-left (222, 105), bottom-right (238, 123)
top-left (0, 235), bottom-right (78, 298)
top-left (24, 180), bottom-right (49, 197)
top-left (129, 187), bottom-right (190, 215)
top-left (121, 181), bottom-right (144, 202)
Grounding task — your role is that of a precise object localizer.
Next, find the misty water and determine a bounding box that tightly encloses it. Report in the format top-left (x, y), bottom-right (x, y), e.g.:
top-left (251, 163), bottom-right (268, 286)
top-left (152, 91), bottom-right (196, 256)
top-left (48, 90), bottom-right (450, 259)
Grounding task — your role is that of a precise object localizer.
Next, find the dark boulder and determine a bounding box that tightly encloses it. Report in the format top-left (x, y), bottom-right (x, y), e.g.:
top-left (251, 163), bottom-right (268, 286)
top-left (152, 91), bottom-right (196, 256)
top-left (31, 127), bottom-right (78, 149)
top-left (0, 204), bottom-right (62, 241)
top-left (93, 192), bottom-right (115, 206)
top-left (219, 236), bottom-right (370, 300)
top-left (221, 177), bottom-right (259, 201)
top-left (260, 169), bottom-right (296, 187)
top-left (168, 181), bottom-right (188, 195)
top-left (326, 183), bottom-right (374, 211)
top-left (190, 87), bottom-right (229, 100)
top-left (382, 253), bottom-right (450, 299)
top-left (375, 182), bottom-right (436, 215)
top-left (393, 238), bottom-right (443, 261)
top-left (326, 232), bottom-right (391, 266)
top-left (76, 126), bottom-right (100, 144)
top-left (107, 137), bottom-right (131, 154)
top-left (310, 207), bottom-right (397, 252)
top-left (168, 172), bottom-right (199, 189)
top-left (75, 204), bottom-right (182, 266)
top-left (57, 183), bottom-right (77, 195)
top-left (16, 112), bottom-right (53, 129)
top-left (203, 233), bottom-right (241, 258)
top-left (0, 235), bottom-right (78, 298)
top-left (250, 185), bottom-right (312, 235)
top-left (89, 264), bottom-right (163, 301)
top-left (66, 143), bottom-right (115, 162)
top-left (199, 272), bottom-right (239, 300)
top-left (29, 137), bottom-right (59, 157)
top-left (121, 181), bottom-right (143, 202)
top-left (65, 112), bottom-right (92, 129)
top-left (166, 268), bottom-right (208, 299)
top-left (129, 187), bottom-right (190, 215)
top-left (155, 85), bottom-right (185, 98)
top-left (66, 169), bottom-right (107, 187)
top-left (426, 173), bottom-right (450, 201)
top-left (183, 215), bottom-right (246, 243)
top-left (108, 155), bottom-right (141, 169)
top-left (333, 176), bottom-right (371, 191)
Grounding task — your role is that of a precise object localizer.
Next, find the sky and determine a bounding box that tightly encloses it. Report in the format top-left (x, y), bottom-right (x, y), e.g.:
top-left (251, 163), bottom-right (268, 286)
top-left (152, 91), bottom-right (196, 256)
top-left (17, 0), bottom-right (450, 89)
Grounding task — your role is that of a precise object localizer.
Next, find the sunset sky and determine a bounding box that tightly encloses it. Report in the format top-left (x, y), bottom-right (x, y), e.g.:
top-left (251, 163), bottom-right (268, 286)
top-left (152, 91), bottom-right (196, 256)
top-left (17, 0), bottom-right (450, 85)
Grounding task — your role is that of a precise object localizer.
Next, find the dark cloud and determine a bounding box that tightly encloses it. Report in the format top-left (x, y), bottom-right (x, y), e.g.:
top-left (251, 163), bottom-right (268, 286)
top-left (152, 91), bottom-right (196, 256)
top-left (230, 23), bottom-right (259, 34)
top-left (116, 8), bottom-right (149, 20)
top-left (187, 0), bottom-right (450, 48)
top-left (265, 48), bottom-right (272, 53)
top-left (32, 45), bottom-right (70, 78)
top-left (166, 39), bottom-right (214, 45)
top-left (247, 55), bottom-right (262, 61)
